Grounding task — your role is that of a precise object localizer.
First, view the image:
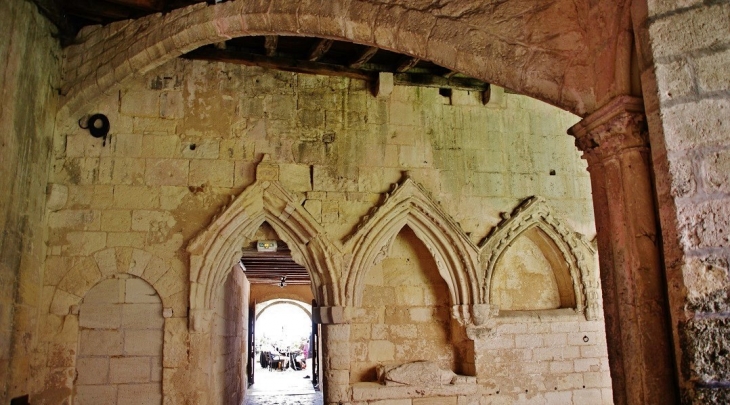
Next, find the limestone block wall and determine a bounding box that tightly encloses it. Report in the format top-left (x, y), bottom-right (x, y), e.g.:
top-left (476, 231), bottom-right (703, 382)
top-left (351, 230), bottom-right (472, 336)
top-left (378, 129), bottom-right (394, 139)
top-left (475, 314), bottom-right (611, 404)
top-left (75, 276), bottom-right (163, 404)
top-left (41, 56), bottom-right (605, 403)
top-left (212, 269), bottom-right (249, 405)
top-left (0, 1), bottom-right (61, 402)
top-left (350, 227), bottom-right (458, 383)
top-left (638, 0), bottom-right (730, 402)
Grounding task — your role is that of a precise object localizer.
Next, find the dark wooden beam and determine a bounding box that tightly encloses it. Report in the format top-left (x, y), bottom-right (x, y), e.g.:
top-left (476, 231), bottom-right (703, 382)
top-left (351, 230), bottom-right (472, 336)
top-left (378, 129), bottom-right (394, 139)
top-left (264, 35), bottom-right (278, 57)
top-left (183, 47), bottom-right (490, 93)
top-left (308, 39), bottom-right (333, 62)
top-left (184, 47), bottom-right (375, 82)
top-left (349, 46), bottom-right (379, 69)
top-left (396, 56), bottom-right (420, 73)
top-left (103, 0), bottom-right (164, 11)
top-left (481, 84), bottom-right (491, 105)
top-left (29, 0), bottom-right (76, 43)
top-left (62, 0), bottom-right (134, 20)
top-left (443, 70), bottom-right (458, 79)
top-left (393, 73), bottom-right (490, 92)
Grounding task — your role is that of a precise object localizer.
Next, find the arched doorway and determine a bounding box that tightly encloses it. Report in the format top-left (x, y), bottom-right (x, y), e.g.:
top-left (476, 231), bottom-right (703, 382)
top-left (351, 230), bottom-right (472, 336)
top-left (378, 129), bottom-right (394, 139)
top-left (250, 300), bottom-right (316, 400)
top-left (241, 228), bottom-right (322, 403)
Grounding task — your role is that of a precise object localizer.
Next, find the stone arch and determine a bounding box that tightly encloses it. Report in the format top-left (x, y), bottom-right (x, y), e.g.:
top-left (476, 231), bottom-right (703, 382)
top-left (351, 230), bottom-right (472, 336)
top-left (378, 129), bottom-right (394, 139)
top-left (480, 196), bottom-right (599, 319)
top-left (75, 275), bottom-right (164, 405)
top-left (49, 247), bottom-right (180, 316)
top-left (187, 157), bottom-right (339, 321)
top-left (344, 175), bottom-right (480, 309)
top-left (256, 299), bottom-right (312, 322)
top-left (59, 0), bottom-right (636, 119)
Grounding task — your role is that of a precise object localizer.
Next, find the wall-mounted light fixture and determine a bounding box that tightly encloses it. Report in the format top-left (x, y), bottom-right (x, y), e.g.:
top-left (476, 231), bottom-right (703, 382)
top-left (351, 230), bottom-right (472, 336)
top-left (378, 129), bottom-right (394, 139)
top-left (79, 113), bottom-right (110, 146)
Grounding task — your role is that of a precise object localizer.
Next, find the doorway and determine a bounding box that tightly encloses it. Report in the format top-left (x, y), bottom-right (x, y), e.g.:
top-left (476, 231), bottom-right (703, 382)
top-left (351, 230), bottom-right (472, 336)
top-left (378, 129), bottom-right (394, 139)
top-left (240, 233), bottom-right (323, 404)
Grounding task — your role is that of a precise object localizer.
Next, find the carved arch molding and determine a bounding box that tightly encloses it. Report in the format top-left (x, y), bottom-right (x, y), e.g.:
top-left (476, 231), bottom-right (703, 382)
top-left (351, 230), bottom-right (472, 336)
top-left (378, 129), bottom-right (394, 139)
top-left (187, 157), bottom-right (600, 331)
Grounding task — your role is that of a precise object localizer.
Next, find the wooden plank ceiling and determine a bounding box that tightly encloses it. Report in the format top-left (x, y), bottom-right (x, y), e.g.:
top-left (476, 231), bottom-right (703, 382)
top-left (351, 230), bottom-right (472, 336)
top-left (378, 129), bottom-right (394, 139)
top-left (39, 0), bottom-right (490, 93)
top-left (239, 242), bottom-right (311, 286)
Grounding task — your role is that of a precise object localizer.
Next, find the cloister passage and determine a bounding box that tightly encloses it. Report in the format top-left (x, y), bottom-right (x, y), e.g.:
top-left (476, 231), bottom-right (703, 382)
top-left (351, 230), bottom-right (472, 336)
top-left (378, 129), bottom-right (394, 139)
top-left (246, 300), bottom-right (321, 405)
top-left (235, 224), bottom-right (322, 403)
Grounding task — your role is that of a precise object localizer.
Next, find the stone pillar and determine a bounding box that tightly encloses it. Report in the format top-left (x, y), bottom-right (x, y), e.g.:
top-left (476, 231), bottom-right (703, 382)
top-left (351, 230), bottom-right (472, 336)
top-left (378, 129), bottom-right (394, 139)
top-left (569, 96), bottom-right (678, 405)
top-left (314, 306), bottom-right (351, 405)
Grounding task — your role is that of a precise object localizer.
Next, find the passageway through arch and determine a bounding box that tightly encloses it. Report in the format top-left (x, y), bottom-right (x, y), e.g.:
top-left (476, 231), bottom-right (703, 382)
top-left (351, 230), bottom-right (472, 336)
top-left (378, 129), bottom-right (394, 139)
top-left (241, 224), bottom-right (323, 404)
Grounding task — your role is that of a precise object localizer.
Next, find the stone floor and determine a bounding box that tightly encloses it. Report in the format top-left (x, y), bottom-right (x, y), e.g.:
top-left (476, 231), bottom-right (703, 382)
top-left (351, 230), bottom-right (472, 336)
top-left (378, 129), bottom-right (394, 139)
top-left (244, 360), bottom-right (323, 405)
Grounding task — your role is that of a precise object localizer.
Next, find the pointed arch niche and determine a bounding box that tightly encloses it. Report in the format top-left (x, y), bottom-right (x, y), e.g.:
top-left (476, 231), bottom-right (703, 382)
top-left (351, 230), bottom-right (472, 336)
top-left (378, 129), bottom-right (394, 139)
top-left (480, 196), bottom-right (599, 320)
top-left (343, 175), bottom-right (482, 380)
top-left (344, 175), bottom-right (480, 311)
top-left (186, 156), bottom-right (338, 330)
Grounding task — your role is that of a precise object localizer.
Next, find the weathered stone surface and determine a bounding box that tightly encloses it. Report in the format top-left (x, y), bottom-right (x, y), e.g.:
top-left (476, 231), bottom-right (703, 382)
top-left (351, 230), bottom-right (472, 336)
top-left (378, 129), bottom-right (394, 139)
top-left (13, 1), bottom-right (715, 402)
top-left (377, 361), bottom-right (456, 386)
top-left (681, 318), bottom-right (730, 383)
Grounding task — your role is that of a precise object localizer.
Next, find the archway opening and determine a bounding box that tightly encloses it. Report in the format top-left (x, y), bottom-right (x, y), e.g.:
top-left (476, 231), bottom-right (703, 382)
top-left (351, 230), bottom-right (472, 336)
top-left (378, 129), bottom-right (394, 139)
top-left (241, 223), bottom-right (322, 403)
top-left (255, 300), bottom-right (312, 373)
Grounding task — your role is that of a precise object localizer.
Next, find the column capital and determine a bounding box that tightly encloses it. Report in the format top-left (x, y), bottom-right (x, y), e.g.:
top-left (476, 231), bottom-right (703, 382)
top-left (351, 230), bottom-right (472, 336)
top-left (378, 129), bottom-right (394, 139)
top-left (568, 96), bottom-right (648, 162)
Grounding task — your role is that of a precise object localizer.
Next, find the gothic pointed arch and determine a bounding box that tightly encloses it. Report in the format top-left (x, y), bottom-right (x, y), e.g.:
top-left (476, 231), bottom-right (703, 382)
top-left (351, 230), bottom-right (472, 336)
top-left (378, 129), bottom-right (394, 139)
top-left (186, 156), bottom-right (340, 317)
top-left (344, 174), bottom-right (480, 310)
top-left (480, 196), bottom-right (599, 319)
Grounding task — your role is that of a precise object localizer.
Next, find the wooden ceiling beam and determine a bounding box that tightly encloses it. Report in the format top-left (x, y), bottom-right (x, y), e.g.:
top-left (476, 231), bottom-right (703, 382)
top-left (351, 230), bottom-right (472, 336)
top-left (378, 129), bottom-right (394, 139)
top-left (184, 47), bottom-right (374, 82)
top-left (264, 35), bottom-right (279, 57)
top-left (308, 39), bottom-right (334, 62)
top-left (102, 0), bottom-right (164, 11)
top-left (349, 46), bottom-right (379, 69)
top-left (29, 0), bottom-right (76, 43)
top-left (393, 73), bottom-right (489, 92)
top-left (443, 70), bottom-right (458, 79)
top-left (396, 56), bottom-right (420, 73)
top-left (183, 47), bottom-right (490, 93)
top-left (62, 0), bottom-right (134, 20)
top-left (247, 280), bottom-right (311, 285)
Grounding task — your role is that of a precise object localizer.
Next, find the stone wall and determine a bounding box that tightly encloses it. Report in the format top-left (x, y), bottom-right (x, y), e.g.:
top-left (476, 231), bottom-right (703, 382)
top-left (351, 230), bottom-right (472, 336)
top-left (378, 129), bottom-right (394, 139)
top-left (350, 226), bottom-right (458, 383)
top-left (637, 0), bottom-right (730, 402)
top-left (475, 313), bottom-right (611, 404)
top-left (0, 1), bottom-right (60, 402)
top-left (212, 269), bottom-right (249, 405)
top-left (40, 56), bottom-right (605, 403)
top-left (75, 276), bottom-right (164, 404)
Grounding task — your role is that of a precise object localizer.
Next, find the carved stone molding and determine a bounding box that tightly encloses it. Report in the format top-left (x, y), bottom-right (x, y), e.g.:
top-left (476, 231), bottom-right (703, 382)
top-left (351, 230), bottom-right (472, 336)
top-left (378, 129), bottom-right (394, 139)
top-left (568, 96), bottom-right (677, 404)
top-left (186, 155), bottom-right (339, 312)
top-left (479, 196), bottom-right (599, 320)
top-left (569, 95), bottom-right (648, 165)
top-left (343, 173), bottom-right (481, 309)
top-left (313, 306), bottom-right (350, 325)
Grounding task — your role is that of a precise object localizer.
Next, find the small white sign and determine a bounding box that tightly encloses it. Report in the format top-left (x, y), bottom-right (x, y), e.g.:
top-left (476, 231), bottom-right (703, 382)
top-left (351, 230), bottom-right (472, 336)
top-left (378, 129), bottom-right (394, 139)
top-left (257, 240), bottom-right (278, 252)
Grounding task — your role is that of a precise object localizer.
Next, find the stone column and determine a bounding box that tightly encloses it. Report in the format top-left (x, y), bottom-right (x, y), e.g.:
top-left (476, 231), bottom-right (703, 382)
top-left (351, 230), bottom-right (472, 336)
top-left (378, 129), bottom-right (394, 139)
top-left (569, 96), bottom-right (678, 405)
top-left (314, 306), bottom-right (351, 405)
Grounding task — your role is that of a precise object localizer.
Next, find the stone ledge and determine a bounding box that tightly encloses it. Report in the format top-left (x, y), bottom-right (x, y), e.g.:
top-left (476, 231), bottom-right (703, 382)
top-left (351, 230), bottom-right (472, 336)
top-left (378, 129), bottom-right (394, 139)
top-left (351, 382), bottom-right (478, 401)
top-left (495, 308), bottom-right (587, 322)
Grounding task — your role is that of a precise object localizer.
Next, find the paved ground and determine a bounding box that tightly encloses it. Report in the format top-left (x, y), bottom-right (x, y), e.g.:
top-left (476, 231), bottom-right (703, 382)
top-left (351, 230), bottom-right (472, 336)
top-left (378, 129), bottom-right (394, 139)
top-left (244, 360), bottom-right (323, 405)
